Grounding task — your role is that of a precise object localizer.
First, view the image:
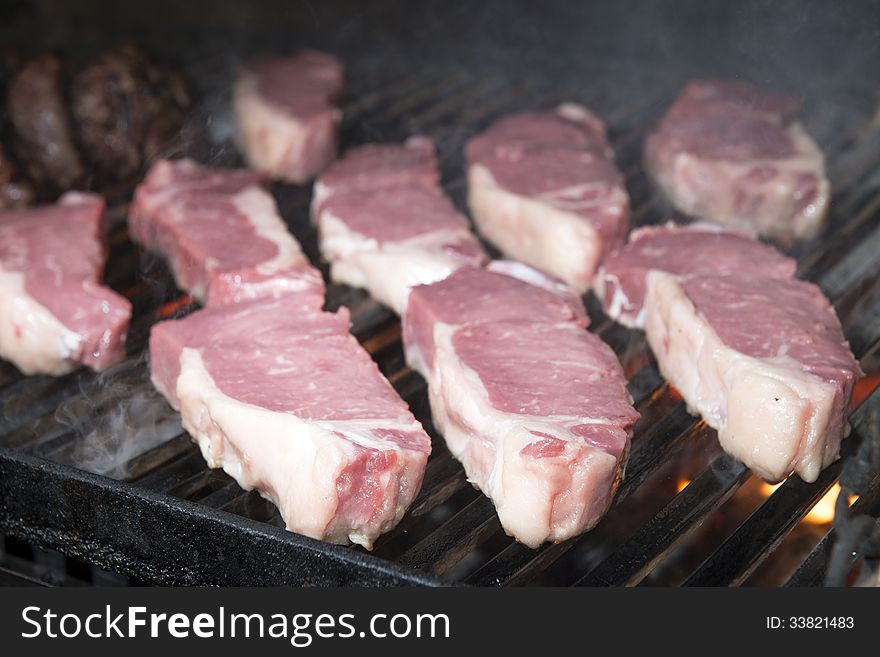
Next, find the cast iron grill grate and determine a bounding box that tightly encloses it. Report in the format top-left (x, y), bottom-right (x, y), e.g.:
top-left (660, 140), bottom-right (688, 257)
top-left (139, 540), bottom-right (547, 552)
top-left (1, 54), bottom-right (879, 587)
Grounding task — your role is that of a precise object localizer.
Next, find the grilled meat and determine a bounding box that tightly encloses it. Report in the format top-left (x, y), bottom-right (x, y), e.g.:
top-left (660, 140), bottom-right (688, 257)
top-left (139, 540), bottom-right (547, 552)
top-left (6, 54), bottom-right (83, 192)
top-left (71, 45), bottom-right (191, 181)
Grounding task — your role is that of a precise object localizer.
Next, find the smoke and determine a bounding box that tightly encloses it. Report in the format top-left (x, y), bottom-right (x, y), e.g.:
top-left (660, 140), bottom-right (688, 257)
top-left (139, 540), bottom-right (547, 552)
top-left (52, 353), bottom-right (182, 480)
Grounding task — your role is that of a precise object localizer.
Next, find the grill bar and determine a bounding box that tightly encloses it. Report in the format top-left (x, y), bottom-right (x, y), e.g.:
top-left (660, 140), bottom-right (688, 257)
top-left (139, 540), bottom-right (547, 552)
top-left (461, 123), bottom-right (880, 586)
top-left (398, 497), bottom-right (501, 574)
top-left (786, 473), bottom-right (880, 586)
top-left (1, 53), bottom-right (879, 587)
top-left (0, 448), bottom-right (445, 586)
top-left (575, 455), bottom-right (750, 587)
top-left (685, 386), bottom-right (880, 587)
top-left (469, 266), bottom-right (880, 585)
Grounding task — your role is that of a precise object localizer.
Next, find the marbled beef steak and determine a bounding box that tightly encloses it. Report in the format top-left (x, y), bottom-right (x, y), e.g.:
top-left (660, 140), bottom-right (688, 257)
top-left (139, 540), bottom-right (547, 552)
top-left (0, 193), bottom-right (131, 375)
top-left (644, 79), bottom-right (829, 242)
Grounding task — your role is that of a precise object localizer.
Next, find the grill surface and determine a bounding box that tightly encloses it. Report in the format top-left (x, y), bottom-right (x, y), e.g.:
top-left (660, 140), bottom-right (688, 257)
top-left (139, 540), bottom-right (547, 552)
top-left (1, 0), bottom-right (879, 586)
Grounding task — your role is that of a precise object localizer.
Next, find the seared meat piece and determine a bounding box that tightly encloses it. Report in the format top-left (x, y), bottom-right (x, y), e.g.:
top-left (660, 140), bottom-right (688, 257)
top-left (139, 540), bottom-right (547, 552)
top-left (6, 55), bottom-right (83, 191)
top-left (0, 50), bottom-right (34, 207)
top-left (71, 45), bottom-right (191, 181)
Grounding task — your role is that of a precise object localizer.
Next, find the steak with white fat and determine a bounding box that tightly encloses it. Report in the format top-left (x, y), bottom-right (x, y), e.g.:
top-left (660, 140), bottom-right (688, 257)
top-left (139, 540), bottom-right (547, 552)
top-left (150, 294), bottom-right (432, 548)
top-left (466, 104), bottom-right (630, 291)
top-left (313, 137), bottom-right (486, 314)
top-left (0, 193), bottom-right (131, 375)
top-left (234, 50), bottom-right (343, 183)
top-left (595, 222), bottom-right (796, 328)
top-left (595, 223), bottom-right (861, 482)
top-left (644, 79), bottom-right (829, 242)
top-left (404, 265), bottom-right (638, 547)
top-left (129, 158), bottom-right (324, 307)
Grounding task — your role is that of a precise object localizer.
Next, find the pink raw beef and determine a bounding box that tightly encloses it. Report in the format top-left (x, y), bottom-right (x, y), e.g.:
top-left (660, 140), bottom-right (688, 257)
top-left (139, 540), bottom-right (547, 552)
top-left (595, 222), bottom-right (861, 482)
top-left (466, 103), bottom-right (630, 291)
top-left (0, 193), bottom-right (131, 375)
top-left (644, 79), bottom-right (829, 242)
top-left (150, 294), bottom-right (432, 548)
top-left (129, 158), bottom-right (324, 308)
top-left (234, 50), bottom-right (343, 183)
top-left (403, 264), bottom-right (638, 547)
top-left (313, 137), bottom-right (486, 314)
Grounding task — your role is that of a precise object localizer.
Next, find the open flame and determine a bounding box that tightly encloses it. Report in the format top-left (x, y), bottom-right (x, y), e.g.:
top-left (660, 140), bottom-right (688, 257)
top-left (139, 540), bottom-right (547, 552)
top-left (158, 294), bottom-right (195, 318)
top-left (759, 482), bottom-right (857, 525)
top-left (852, 372), bottom-right (880, 407)
top-left (675, 475), bottom-right (858, 526)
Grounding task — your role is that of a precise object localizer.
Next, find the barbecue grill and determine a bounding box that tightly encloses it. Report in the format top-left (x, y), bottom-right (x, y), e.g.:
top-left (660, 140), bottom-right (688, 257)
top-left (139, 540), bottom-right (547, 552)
top-left (1, 0), bottom-right (879, 587)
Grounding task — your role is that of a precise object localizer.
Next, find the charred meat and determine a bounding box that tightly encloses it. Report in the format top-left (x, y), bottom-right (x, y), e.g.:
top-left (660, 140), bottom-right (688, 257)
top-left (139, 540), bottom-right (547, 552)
top-left (71, 45), bottom-right (191, 181)
top-left (0, 144), bottom-right (34, 209)
top-left (5, 54), bottom-right (83, 192)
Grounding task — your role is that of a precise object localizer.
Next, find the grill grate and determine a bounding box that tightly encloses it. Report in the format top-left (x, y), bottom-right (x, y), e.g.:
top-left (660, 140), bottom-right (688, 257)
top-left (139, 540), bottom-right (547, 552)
top-left (2, 53), bottom-right (880, 586)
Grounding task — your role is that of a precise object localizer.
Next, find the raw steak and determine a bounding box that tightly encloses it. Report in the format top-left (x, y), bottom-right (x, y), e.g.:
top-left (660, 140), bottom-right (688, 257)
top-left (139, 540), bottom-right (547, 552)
top-left (403, 265), bottom-right (638, 547)
top-left (466, 103), bottom-right (630, 291)
top-left (312, 136), bottom-right (439, 211)
top-left (596, 222), bottom-right (796, 328)
top-left (595, 223), bottom-right (861, 482)
top-left (129, 158), bottom-right (323, 307)
top-left (150, 294), bottom-right (432, 548)
top-left (0, 193), bottom-right (131, 375)
top-left (644, 79), bottom-right (829, 242)
top-left (313, 138), bottom-right (486, 314)
top-left (234, 50), bottom-right (343, 183)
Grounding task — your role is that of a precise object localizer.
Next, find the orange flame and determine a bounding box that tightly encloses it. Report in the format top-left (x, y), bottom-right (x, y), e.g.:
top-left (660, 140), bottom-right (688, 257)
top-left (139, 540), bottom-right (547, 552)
top-left (158, 295), bottom-right (195, 318)
top-left (759, 482), bottom-right (857, 525)
top-left (852, 372), bottom-right (880, 408)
